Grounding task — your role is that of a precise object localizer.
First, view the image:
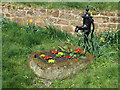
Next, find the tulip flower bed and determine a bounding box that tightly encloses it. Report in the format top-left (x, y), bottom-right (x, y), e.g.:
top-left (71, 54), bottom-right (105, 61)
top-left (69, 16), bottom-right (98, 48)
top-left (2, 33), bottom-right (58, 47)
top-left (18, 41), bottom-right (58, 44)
top-left (28, 43), bottom-right (94, 80)
top-left (35, 44), bottom-right (87, 64)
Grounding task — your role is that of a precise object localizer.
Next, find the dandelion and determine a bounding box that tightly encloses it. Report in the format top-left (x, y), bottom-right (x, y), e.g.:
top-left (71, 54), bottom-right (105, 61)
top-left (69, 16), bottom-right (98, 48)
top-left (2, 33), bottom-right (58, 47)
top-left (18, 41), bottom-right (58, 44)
top-left (48, 59), bottom-right (55, 63)
top-left (68, 39), bottom-right (70, 42)
top-left (30, 19), bottom-right (33, 23)
top-left (101, 38), bottom-right (104, 42)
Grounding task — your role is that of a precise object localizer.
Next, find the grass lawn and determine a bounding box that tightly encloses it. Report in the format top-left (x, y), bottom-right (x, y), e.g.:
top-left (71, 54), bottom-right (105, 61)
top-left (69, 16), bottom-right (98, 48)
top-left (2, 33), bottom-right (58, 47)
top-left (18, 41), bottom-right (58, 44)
top-left (3, 2), bottom-right (118, 11)
top-left (2, 17), bottom-right (118, 88)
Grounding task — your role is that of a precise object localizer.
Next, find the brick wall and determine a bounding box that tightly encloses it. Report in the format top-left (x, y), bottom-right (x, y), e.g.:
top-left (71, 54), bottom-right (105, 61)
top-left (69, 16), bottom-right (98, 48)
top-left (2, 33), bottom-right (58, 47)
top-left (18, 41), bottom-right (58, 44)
top-left (1, 3), bottom-right (120, 35)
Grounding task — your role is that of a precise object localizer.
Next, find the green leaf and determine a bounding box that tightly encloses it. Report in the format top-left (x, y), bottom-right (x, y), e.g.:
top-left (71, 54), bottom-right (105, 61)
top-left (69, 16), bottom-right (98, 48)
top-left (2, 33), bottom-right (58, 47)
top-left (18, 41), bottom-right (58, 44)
top-left (74, 54), bottom-right (76, 57)
top-left (63, 45), bottom-right (68, 50)
top-left (80, 56), bottom-right (87, 59)
top-left (58, 46), bottom-right (65, 52)
top-left (56, 54), bottom-right (60, 57)
top-left (70, 53), bottom-right (73, 57)
top-left (70, 49), bottom-right (73, 52)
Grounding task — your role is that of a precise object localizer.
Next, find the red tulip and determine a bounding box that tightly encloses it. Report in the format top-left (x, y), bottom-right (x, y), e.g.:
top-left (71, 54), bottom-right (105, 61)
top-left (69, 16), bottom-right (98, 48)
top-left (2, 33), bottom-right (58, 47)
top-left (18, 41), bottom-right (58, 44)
top-left (76, 48), bottom-right (82, 53)
top-left (44, 56), bottom-right (50, 59)
top-left (66, 56), bottom-right (72, 59)
top-left (52, 51), bottom-right (58, 54)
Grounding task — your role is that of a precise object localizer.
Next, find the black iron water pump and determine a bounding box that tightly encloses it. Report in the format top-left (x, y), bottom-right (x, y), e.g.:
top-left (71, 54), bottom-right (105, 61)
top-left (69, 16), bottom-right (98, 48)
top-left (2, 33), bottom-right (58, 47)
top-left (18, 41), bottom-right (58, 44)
top-left (75, 5), bottom-right (95, 52)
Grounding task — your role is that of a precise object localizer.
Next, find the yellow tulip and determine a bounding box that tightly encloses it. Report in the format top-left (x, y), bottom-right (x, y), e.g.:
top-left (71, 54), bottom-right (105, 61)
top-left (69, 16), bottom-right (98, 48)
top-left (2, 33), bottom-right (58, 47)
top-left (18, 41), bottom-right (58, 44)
top-left (58, 52), bottom-right (63, 55)
top-left (40, 54), bottom-right (45, 58)
top-left (48, 59), bottom-right (55, 63)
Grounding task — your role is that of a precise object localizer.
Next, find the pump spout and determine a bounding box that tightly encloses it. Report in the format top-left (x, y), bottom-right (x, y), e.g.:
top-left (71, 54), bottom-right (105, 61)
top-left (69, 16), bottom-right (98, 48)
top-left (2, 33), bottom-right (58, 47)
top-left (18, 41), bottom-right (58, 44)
top-left (75, 24), bottom-right (87, 32)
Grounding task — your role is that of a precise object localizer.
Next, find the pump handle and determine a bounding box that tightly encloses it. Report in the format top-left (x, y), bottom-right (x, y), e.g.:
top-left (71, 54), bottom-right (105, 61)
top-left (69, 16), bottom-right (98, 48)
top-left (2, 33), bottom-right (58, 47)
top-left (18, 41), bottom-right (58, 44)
top-left (91, 18), bottom-right (94, 51)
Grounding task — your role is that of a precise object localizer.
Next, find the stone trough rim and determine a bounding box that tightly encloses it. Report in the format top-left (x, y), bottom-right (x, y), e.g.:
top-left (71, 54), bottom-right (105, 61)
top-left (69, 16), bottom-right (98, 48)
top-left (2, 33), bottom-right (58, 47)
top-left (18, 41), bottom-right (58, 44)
top-left (28, 43), bottom-right (94, 80)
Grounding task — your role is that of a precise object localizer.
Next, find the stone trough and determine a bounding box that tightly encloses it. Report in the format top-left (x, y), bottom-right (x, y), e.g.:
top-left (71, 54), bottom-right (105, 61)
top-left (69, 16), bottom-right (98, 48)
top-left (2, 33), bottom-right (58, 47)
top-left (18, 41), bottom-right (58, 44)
top-left (28, 44), bottom-right (94, 81)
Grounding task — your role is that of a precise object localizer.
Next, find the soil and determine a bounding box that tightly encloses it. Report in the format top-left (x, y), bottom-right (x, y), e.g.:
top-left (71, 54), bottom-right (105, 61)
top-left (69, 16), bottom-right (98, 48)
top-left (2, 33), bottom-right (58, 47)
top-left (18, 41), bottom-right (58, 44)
top-left (34, 47), bottom-right (87, 64)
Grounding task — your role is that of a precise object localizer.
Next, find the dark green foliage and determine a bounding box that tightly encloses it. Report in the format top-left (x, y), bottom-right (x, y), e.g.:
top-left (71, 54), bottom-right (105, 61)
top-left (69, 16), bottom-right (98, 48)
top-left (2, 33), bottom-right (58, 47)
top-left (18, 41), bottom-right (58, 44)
top-left (45, 26), bottom-right (69, 40)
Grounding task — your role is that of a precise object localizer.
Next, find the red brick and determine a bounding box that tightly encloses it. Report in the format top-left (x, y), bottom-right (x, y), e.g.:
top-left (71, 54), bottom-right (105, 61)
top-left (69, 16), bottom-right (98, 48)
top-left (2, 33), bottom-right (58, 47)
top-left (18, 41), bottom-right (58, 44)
top-left (46, 17), bottom-right (57, 24)
top-left (62, 26), bottom-right (73, 32)
top-left (99, 23), bottom-right (109, 28)
top-left (27, 10), bottom-right (34, 16)
top-left (117, 12), bottom-right (120, 16)
top-left (47, 9), bottom-right (59, 17)
top-left (57, 19), bottom-right (69, 25)
top-left (9, 9), bottom-right (16, 14)
top-left (38, 9), bottom-right (47, 16)
top-left (35, 22), bottom-right (45, 28)
top-left (6, 14), bottom-right (10, 17)
top-left (24, 7), bottom-right (30, 10)
top-left (74, 16), bottom-right (82, 21)
top-left (26, 16), bottom-right (31, 19)
top-left (2, 8), bottom-right (8, 13)
top-left (110, 17), bottom-right (120, 23)
top-left (100, 12), bottom-right (105, 16)
top-left (93, 17), bottom-right (109, 23)
top-left (11, 14), bottom-right (15, 17)
top-left (64, 10), bottom-right (72, 14)
top-left (72, 10), bottom-right (81, 15)
top-left (54, 25), bottom-right (61, 30)
top-left (100, 12), bottom-right (115, 16)
top-left (12, 18), bottom-right (26, 25)
top-left (16, 11), bottom-right (26, 17)
top-left (60, 13), bottom-right (74, 20)
top-left (34, 11), bottom-right (41, 16)
top-left (40, 9), bottom-right (46, 13)
top-left (70, 20), bottom-right (82, 27)
top-left (34, 8), bottom-right (39, 11)
top-left (80, 11), bottom-right (86, 16)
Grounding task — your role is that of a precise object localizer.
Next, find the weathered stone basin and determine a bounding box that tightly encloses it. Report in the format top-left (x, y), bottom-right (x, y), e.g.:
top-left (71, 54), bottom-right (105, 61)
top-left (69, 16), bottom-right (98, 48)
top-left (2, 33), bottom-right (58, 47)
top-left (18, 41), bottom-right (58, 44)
top-left (28, 44), bottom-right (94, 80)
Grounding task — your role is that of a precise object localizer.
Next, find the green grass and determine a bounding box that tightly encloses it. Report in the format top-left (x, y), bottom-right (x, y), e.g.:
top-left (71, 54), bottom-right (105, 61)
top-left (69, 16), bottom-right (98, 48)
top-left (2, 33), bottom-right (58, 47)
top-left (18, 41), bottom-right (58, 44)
top-left (6, 2), bottom-right (118, 11)
top-left (2, 18), bottom-right (118, 88)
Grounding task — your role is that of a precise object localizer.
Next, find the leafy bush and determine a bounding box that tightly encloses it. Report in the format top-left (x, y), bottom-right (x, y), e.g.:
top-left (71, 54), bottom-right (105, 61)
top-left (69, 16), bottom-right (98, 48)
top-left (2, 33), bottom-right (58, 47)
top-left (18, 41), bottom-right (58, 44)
top-left (74, 29), bottom-right (118, 58)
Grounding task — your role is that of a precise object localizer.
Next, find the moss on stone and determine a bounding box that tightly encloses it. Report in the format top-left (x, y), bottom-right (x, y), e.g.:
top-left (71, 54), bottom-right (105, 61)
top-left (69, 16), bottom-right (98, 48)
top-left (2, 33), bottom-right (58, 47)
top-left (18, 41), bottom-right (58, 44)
top-left (19, 6), bottom-right (24, 10)
top-left (92, 11), bottom-right (99, 15)
top-left (12, 5), bottom-right (17, 9)
top-left (7, 5), bottom-right (11, 9)
top-left (88, 11), bottom-right (91, 15)
top-left (2, 3), bottom-right (5, 6)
